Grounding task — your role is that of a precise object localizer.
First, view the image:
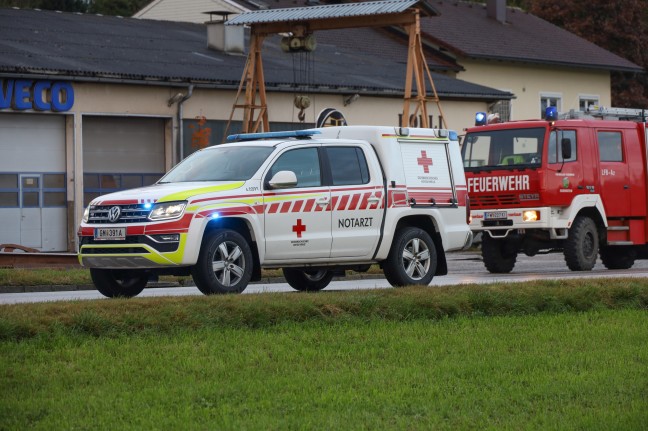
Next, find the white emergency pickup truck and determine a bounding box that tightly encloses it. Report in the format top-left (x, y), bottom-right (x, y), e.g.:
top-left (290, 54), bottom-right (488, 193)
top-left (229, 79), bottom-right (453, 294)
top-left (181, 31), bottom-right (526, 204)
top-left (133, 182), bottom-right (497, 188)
top-left (77, 126), bottom-right (472, 297)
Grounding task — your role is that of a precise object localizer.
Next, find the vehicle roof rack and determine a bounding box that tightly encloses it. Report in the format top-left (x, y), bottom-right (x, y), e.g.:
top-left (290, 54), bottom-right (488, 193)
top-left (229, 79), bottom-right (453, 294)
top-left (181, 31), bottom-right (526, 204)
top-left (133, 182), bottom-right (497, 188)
top-left (226, 130), bottom-right (320, 142)
top-left (586, 106), bottom-right (647, 122)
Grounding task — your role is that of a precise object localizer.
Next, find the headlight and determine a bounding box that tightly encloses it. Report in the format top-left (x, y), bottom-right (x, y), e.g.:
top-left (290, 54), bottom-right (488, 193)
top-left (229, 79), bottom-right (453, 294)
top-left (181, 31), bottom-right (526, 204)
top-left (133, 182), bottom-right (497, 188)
top-left (82, 206), bottom-right (91, 223)
top-left (148, 201), bottom-right (187, 221)
top-left (522, 210), bottom-right (540, 222)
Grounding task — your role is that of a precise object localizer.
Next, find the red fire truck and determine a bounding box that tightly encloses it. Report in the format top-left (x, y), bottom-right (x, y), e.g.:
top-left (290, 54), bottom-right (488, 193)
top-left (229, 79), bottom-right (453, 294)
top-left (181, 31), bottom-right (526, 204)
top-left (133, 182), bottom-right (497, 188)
top-left (462, 106), bottom-right (648, 273)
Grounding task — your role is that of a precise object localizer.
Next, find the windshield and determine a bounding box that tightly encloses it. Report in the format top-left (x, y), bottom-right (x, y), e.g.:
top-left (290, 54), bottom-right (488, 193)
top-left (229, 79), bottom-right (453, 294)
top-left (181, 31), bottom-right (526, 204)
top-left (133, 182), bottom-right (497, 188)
top-left (462, 127), bottom-right (545, 170)
top-left (159, 146), bottom-right (274, 183)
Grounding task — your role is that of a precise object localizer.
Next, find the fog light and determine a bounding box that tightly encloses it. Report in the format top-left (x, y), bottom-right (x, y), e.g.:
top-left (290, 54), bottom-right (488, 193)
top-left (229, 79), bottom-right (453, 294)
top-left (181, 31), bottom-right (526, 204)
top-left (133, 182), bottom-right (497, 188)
top-left (151, 234), bottom-right (180, 243)
top-left (522, 210), bottom-right (540, 222)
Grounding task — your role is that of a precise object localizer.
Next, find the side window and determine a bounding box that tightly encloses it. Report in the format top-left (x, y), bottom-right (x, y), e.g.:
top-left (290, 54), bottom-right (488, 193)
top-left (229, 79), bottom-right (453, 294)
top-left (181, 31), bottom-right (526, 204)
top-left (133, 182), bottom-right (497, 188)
top-left (548, 130), bottom-right (577, 164)
top-left (326, 147), bottom-right (370, 186)
top-left (598, 131), bottom-right (623, 162)
top-left (268, 148), bottom-right (321, 188)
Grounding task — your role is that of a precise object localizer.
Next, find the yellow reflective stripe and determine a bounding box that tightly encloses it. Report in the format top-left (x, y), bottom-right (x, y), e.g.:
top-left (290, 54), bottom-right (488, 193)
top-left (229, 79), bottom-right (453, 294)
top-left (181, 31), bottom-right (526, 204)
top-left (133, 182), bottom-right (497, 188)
top-left (158, 182), bottom-right (245, 203)
top-left (78, 233), bottom-right (189, 265)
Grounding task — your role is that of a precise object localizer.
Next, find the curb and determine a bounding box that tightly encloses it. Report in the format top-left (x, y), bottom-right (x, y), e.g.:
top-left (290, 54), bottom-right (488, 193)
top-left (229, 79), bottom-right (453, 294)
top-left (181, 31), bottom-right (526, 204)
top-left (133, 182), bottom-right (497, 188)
top-left (0, 274), bottom-right (386, 294)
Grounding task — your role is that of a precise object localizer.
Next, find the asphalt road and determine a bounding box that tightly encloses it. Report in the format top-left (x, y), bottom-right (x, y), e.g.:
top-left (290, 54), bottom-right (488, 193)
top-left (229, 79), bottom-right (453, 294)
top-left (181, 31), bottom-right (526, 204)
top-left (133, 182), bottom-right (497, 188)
top-left (3, 251), bottom-right (648, 305)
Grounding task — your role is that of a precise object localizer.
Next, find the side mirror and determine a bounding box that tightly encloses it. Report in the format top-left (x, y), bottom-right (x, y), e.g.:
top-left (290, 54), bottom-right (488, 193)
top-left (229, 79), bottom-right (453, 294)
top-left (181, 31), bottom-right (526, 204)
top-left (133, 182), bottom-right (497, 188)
top-left (268, 170), bottom-right (298, 189)
top-left (561, 138), bottom-right (572, 160)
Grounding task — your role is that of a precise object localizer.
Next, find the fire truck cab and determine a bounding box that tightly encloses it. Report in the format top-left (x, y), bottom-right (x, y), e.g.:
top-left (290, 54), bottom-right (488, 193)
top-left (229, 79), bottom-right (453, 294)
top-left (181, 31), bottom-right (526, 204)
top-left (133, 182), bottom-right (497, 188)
top-left (462, 106), bottom-right (648, 272)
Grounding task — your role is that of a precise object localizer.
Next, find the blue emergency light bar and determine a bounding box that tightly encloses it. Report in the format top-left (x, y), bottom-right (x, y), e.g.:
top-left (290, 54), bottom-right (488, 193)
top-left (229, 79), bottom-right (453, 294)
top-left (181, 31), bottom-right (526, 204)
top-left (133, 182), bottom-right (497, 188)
top-left (475, 112), bottom-right (487, 126)
top-left (226, 130), bottom-right (321, 142)
top-left (545, 106), bottom-right (558, 122)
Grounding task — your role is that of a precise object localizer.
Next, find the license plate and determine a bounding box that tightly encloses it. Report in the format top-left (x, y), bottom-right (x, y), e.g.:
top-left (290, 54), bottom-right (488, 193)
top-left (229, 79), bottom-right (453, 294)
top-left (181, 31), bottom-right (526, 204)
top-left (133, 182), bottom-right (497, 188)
top-left (94, 227), bottom-right (126, 241)
top-left (484, 211), bottom-right (507, 220)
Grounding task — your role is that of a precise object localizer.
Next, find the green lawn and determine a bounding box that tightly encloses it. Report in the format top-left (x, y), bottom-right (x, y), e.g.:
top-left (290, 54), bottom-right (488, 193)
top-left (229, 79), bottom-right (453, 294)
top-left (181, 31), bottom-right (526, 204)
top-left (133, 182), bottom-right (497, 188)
top-left (0, 281), bottom-right (647, 430)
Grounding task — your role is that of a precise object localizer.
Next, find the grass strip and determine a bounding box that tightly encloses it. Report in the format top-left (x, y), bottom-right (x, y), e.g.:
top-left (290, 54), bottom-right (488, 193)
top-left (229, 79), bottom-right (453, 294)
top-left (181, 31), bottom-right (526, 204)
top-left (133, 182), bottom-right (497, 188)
top-left (1, 310), bottom-right (646, 430)
top-left (1, 278), bottom-right (646, 341)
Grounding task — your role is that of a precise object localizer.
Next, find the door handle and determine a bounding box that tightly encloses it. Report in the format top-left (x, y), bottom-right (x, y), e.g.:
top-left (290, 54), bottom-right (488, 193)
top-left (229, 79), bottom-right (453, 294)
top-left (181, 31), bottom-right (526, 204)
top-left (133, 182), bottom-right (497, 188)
top-left (624, 185), bottom-right (630, 189)
top-left (368, 195), bottom-right (381, 203)
top-left (316, 197), bottom-right (329, 207)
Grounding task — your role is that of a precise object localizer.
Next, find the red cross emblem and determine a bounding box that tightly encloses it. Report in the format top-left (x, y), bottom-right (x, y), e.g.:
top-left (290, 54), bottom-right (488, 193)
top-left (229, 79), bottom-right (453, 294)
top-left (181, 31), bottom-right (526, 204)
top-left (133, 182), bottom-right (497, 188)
top-left (417, 150), bottom-right (433, 173)
top-left (292, 219), bottom-right (306, 238)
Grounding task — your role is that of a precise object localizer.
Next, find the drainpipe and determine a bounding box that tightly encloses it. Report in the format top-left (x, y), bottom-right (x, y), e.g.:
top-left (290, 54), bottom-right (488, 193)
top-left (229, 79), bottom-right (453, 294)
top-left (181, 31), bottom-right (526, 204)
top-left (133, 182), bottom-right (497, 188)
top-left (175, 84), bottom-right (194, 163)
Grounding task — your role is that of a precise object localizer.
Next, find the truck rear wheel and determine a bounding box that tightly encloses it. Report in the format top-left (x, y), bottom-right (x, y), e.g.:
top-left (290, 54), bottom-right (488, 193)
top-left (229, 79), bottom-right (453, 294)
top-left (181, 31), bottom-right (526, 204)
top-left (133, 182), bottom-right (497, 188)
top-left (90, 268), bottom-right (147, 298)
top-left (600, 246), bottom-right (635, 270)
top-left (564, 216), bottom-right (598, 271)
top-left (383, 227), bottom-right (437, 287)
top-left (283, 268), bottom-right (334, 291)
top-left (481, 235), bottom-right (517, 273)
top-left (192, 229), bottom-right (253, 294)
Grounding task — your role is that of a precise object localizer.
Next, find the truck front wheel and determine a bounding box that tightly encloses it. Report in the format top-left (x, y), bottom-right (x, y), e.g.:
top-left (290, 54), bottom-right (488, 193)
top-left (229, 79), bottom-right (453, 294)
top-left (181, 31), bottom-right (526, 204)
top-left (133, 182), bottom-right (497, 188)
top-left (383, 227), bottom-right (437, 287)
top-left (283, 268), bottom-right (334, 291)
top-left (90, 268), bottom-right (147, 298)
top-left (192, 229), bottom-right (253, 294)
top-left (564, 216), bottom-right (599, 271)
top-left (481, 235), bottom-right (517, 273)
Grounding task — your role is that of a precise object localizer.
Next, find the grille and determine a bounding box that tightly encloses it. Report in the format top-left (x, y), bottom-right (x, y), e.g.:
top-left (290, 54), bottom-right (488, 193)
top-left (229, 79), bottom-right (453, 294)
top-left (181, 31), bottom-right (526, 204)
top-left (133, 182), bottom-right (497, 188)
top-left (470, 194), bottom-right (520, 209)
top-left (87, 204), bottom-right (150, 224)
top-left (83, 247), bottom-right (149, 254)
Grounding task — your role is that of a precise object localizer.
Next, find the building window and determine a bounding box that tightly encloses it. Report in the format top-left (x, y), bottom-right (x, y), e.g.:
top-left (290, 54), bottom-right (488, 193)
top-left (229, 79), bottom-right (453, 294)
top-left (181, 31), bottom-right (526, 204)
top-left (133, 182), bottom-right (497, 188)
top-left (540, 93), bottom-right (562, 118)
top-left (579, 96), bottom-right (599, 112)
top-left (490, 99), bottom-right (511, 122)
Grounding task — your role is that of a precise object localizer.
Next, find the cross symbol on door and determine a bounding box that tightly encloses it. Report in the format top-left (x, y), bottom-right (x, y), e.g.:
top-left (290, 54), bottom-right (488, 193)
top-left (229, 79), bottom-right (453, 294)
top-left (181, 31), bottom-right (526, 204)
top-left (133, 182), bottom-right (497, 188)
top-left (417, 150), bottom-right (433, 173)
top-left (292, 219), bottom-right (306, 238)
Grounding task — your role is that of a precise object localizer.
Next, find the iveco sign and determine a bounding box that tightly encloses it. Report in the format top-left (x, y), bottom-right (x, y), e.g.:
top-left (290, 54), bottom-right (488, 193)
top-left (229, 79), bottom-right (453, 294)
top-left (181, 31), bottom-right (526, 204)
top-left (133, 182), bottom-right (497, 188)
top-left (0, 79), bottom-right (74, 112)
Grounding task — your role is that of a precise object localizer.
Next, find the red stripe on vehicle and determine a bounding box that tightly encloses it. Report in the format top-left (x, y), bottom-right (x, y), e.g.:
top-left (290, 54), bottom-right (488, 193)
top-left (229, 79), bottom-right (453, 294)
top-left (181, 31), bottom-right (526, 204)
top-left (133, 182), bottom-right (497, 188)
top-left (348, 194), bottom-right (360, 210)
top-left (303, 199), bottom-right (315, 212)
top-left (268, 203), bottom-right (280, 214)
top-left (292, 200), bottom-right (303, 213)
top-left (280, 202), bottom-right (292, 213)
top-left (336, 194), bottom-right (349, 210)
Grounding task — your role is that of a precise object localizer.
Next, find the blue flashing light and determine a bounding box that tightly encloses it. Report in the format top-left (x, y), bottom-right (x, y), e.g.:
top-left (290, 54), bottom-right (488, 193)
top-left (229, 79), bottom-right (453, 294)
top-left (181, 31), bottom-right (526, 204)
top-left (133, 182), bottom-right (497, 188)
top-left (475, 112), bottom-right (487, 126)
top-left (226, 130), bottom-right (321, 142)
top-left (545, 106), bottom-right (558, 122)
top-left (448, 130), bottom-right (458, 141)
top-left (143, 203), bottom-right (152, 209)
top-left (211, 212), bottom-right (220, 219)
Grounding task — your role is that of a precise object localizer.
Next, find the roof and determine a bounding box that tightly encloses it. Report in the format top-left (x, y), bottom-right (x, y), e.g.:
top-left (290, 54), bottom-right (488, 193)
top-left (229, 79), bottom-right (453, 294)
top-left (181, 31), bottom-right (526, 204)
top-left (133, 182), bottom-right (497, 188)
top-left (0, 7), bottom-right (512, 101)
top-left (226, 0), bottom-right (430, 26)
top-left (133, 0), bottom-right (244, 23)
top-left (421, 1), bottom-right (642, 73)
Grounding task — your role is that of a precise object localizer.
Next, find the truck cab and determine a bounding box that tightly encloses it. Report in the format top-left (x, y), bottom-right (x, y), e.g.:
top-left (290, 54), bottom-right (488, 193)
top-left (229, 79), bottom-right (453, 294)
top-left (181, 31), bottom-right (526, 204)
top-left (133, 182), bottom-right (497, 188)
top-left (462, 107), bottom-right (648, 273)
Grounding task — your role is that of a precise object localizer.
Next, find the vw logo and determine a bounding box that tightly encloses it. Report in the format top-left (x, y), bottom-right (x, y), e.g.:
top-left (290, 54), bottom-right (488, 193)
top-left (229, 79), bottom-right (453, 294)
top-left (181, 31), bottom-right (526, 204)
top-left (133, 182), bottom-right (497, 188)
top-left (107, 206), bottom-right (121, 223)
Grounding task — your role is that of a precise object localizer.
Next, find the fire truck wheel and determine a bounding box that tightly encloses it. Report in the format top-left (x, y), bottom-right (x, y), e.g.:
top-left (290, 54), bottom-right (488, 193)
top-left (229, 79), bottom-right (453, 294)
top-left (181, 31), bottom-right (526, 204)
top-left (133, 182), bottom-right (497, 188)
top-left (481, 235), bottom-right (517, 273)
top-left (600, 246), bottom-right (636, 270)
top-left (383, 227), bottom-right (437, 287)
top-left (283, 268), bottom-right (334, 291)
top-left (90, 268), bottom-right (147, 298)
top-left (564, 216), bottom-right (599, 271)
top-left (192, 229), bottom-right (253, 294)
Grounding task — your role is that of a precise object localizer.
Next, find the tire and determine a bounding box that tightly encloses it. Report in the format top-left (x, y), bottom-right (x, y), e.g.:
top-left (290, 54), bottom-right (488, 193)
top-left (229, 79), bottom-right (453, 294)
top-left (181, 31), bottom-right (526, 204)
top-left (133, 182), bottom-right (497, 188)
top-left (383, 227), bottom-right (437, 287)
top-left (481, 235), bottom-right (517, 273)
top-left (90, 268), bottom-right (147, 298)
top-left (564, 216), bottom-right (599, 271)
top-left (600, 246), bottom-right (636, 270)
top-left (283, 268), bottom-right (334, 292)
top-left (191, 229), bottom-right (253, 294)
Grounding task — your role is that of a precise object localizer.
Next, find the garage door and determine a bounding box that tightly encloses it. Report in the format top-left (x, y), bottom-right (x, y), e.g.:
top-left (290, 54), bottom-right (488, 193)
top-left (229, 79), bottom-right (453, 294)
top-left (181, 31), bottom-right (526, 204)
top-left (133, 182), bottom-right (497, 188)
top-left (0, 114), bottom-right (67, 251)
top-left (82, 116), bottom-right (166, 206)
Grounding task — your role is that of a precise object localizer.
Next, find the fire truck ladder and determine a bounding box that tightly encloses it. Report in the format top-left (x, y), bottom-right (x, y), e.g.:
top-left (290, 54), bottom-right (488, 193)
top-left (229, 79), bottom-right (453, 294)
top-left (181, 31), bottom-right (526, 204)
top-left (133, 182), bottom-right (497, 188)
top-left (224, 0), bottom-right (446, 135)
top-left (586, 106), bottom-right (647, 122)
